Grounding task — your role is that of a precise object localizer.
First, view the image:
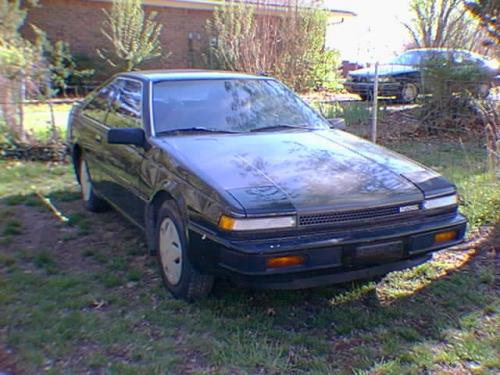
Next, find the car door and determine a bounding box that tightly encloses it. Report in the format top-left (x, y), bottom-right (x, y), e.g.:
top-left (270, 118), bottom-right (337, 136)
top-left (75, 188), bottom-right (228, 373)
top-left (77, 82), bottom-right (115, 192)
top-left (101, 78), bottom-right (148, 227)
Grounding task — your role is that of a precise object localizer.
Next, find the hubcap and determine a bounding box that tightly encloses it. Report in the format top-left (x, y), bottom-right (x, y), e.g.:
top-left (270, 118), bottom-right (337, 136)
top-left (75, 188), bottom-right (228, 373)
top-left (80, 159), bottom-right (91, 201)
top-left (159, 218), bottom-right (183, 285)
top-left (402, 84), bottom-right (418, 102)
top-left (478, 83), bottom-right (489, 98)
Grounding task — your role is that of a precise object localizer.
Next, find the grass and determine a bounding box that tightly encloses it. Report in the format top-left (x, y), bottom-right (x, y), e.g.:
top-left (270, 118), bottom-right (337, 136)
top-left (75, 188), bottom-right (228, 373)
top-left (0, 145), bottom-right (498, 373)
top-left (23, 103), bottom-right (72, 141)
top-left (0, 160), bottom-right (75, 198)
top-left (391, 141), bottom-right (500, 229)
top-left (314, 101), bottom-right (390, 138)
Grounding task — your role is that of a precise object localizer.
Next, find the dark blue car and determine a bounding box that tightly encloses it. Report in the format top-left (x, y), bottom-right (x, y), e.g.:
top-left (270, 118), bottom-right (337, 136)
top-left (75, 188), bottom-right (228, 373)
top-left (67, 70), bottom-right (467, 300)
top-left (344, 48), bottom-right (499, 102)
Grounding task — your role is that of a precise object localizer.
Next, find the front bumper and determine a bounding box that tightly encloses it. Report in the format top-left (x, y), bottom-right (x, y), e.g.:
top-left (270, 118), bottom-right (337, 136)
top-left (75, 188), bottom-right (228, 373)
top-left (188, 213), bottom-right (467, 289)
top-left (344, 81), bottom-right (402, 97)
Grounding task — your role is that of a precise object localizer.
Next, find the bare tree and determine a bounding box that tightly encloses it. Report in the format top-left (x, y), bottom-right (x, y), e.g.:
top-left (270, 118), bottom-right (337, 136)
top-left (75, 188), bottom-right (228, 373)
top-left (207, 0), bottom-right (339, 92)
top-left (403, 0), bottom-right (483, 50)
top-left (464, 0), bottom-right (500, 44)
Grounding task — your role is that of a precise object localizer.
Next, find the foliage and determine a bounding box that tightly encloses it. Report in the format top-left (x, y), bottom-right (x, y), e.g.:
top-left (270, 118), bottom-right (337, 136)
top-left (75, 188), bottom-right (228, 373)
top-left (207, 0), bottom-right (340, 92)
top-left (391, 140), bottom-right (499, 228)
top-left (0, 0), bottom-right (49, 143)
top-left (417, 53), bottom-right (493, 131)
top-left (98, 0), bottom-right (165, 71)
top-left (403, 0), bottom-right (483, 50)
top-left (0, 0), bottom-right (87, 146)
top-left (460, 174), bottom-right (500, 228)
top-left (464, 0), bottom-right (500, 44)
top-left (0, 0), bottom-right (38, 40)
top-left (316, 101), bottom-right (371, 126)
top-left (32, 26), bottom-right (94, 96)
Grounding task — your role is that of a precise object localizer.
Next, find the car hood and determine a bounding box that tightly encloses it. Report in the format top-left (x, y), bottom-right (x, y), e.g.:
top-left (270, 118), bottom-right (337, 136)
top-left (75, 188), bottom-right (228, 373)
top-left (349, 64), bottom-right (419, 78)
top-left (154, 130), bottom-right (448, 215)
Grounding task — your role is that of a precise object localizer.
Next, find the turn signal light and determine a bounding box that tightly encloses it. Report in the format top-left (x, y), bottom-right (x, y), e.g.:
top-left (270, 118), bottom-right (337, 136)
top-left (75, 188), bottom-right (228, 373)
top-left (218, 215), bottom-right (296, 231)
top-left (266, 255), bottom-right (305, 269)
top-left (434, 230), bottom-right (457, 243)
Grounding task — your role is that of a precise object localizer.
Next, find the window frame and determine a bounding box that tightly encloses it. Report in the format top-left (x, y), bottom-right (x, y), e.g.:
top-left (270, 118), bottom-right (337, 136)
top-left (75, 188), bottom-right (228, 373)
top-left (149, 77), bottom-right (328, 135)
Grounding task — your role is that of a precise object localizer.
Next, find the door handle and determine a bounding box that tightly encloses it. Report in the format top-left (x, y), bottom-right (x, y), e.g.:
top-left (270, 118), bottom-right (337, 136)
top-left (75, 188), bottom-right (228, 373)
top-left (95, 134), bottom-right (102, 144)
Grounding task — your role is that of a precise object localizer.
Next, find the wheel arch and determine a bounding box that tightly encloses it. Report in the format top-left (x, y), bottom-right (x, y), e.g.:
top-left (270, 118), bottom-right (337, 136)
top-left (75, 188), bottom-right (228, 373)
top-left (71, 143), bottom-right (82, 184)
top-left (145, 184), bottom-right (188, 255)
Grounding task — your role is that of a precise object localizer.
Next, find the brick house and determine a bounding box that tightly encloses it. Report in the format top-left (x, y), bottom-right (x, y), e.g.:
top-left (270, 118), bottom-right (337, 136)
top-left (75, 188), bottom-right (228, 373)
top-left (22, 0), bottom-right (354, 73)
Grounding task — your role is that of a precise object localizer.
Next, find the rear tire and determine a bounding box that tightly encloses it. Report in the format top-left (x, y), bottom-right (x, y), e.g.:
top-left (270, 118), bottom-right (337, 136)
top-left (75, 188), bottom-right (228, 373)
top-left (79, 156), bottom-right (109, 212)
top-left (156, 200), bottom-right (214, 301)
top-left (359, 93), bottom-right (370, 101)
top-left (475, 82), bottom-right (491, 99)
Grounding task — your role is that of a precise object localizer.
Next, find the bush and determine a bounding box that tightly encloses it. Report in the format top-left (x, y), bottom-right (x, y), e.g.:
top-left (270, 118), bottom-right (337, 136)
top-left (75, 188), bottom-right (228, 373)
top-left (417, 53), bottom-right (492, 132)
top-left (31, 27), bottom-right (95, 97)
top-left (207, 0), bottom-right (341, 92)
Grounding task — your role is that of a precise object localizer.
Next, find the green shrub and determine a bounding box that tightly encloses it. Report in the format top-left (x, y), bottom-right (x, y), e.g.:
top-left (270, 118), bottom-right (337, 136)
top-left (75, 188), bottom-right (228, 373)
top-left (458, 174), bottom-right (500, 228)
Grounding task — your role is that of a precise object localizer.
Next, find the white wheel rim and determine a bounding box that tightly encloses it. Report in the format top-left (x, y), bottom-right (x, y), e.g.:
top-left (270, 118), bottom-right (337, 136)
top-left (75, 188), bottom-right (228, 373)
top-left (478, 84), bottom-right (489, 97)
top-left (159, 218), bottom-right (183, 285)
top-left (80, 159), bottom-right (91, 202)
top-left (403, 84), bottom-right (417, 101)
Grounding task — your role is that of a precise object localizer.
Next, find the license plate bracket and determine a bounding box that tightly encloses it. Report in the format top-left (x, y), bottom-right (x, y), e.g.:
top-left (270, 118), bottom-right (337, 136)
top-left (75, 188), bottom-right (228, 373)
top-left (355, 240), bottom-right (404, 264)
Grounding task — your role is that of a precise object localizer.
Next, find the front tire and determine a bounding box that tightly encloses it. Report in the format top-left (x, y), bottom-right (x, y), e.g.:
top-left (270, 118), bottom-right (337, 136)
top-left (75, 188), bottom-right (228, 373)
top-left (156, 200), bottom-right (214, 301)
top-left (398, 82), bottom-right (419, 103)
top-left (79, 156), bottom-right (108, 212)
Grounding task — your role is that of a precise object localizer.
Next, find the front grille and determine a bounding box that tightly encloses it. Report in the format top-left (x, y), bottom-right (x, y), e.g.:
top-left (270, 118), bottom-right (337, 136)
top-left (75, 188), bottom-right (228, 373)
top-left (299, 205), bottom-right (417, 226)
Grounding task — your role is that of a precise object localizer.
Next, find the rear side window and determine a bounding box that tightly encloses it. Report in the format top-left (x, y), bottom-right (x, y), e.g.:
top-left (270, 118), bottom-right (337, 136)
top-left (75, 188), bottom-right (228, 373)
top-left (106, 79), bottom-right (143, 128)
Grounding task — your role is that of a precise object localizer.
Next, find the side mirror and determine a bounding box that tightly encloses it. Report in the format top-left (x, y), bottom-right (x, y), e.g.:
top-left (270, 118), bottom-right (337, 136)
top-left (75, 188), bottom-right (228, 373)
top-left (107, 128), bottom-right (145, 147)
top-left (328, 118), bottom-right (347, 130)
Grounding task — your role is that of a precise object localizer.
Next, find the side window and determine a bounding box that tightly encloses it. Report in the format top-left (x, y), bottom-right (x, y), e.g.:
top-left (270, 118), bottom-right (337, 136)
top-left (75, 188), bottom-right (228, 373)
top-left (82, 84), bottom-right (114, 123)
top-left (106, 79), bottom-right (143, 128)
top-left (453, 51), bottom-right (470, 65)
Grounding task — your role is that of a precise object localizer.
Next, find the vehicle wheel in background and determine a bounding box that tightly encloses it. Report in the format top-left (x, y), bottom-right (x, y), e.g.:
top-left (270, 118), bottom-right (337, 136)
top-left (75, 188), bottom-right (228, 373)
top-left (359, 93), bottom-right (371, 101)
top-left (398, 82), bottom-right (419, 103)
top-left (476, 82), bottom-right (491, 98)
top-left (79, 156), bottom-right (109, 212)
top-left (156, 200), bottom-right (214, 300)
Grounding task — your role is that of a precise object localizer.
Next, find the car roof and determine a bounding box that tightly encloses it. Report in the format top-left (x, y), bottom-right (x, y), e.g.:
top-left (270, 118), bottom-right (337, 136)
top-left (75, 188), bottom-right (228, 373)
top-left (403, 48), bottom-right (476, 55)
top-left (119, 69), bottom-right (271, 82)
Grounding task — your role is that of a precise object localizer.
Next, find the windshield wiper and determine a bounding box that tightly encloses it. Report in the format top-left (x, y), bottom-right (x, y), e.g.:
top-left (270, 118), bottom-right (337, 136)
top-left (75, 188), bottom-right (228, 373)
top-left (156, 127), bottom-right (240, 135)
top-left (249, 124), bottom-right (308, 132)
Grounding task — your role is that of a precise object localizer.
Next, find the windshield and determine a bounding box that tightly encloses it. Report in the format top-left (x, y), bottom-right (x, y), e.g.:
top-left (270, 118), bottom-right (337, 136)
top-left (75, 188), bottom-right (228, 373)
top-left (152, 79), bottom-right (329, 134)
top-left (390, 51), bottom-right (424, 65)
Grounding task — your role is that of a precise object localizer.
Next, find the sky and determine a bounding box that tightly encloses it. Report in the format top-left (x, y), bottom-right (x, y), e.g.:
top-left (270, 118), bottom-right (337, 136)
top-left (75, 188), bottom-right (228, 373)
top-left (324, 0), bottom-right (413, 64)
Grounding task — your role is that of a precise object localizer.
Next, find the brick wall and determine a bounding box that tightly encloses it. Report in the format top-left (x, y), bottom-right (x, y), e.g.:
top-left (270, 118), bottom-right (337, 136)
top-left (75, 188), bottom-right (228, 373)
top-left (22, 0), bottom-right (213, 72)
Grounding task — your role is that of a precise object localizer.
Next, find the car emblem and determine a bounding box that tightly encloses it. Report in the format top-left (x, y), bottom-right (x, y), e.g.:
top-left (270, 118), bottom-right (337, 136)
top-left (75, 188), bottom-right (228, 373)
top-left (399, 204), bottom-right (420, 213)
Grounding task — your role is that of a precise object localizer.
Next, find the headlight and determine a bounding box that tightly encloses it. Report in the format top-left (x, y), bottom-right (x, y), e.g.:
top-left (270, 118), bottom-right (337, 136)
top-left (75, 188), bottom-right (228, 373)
top-left (423, 194), bottom-right (457, 210)
top-left (218, 215), bottom-right (296, 231)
